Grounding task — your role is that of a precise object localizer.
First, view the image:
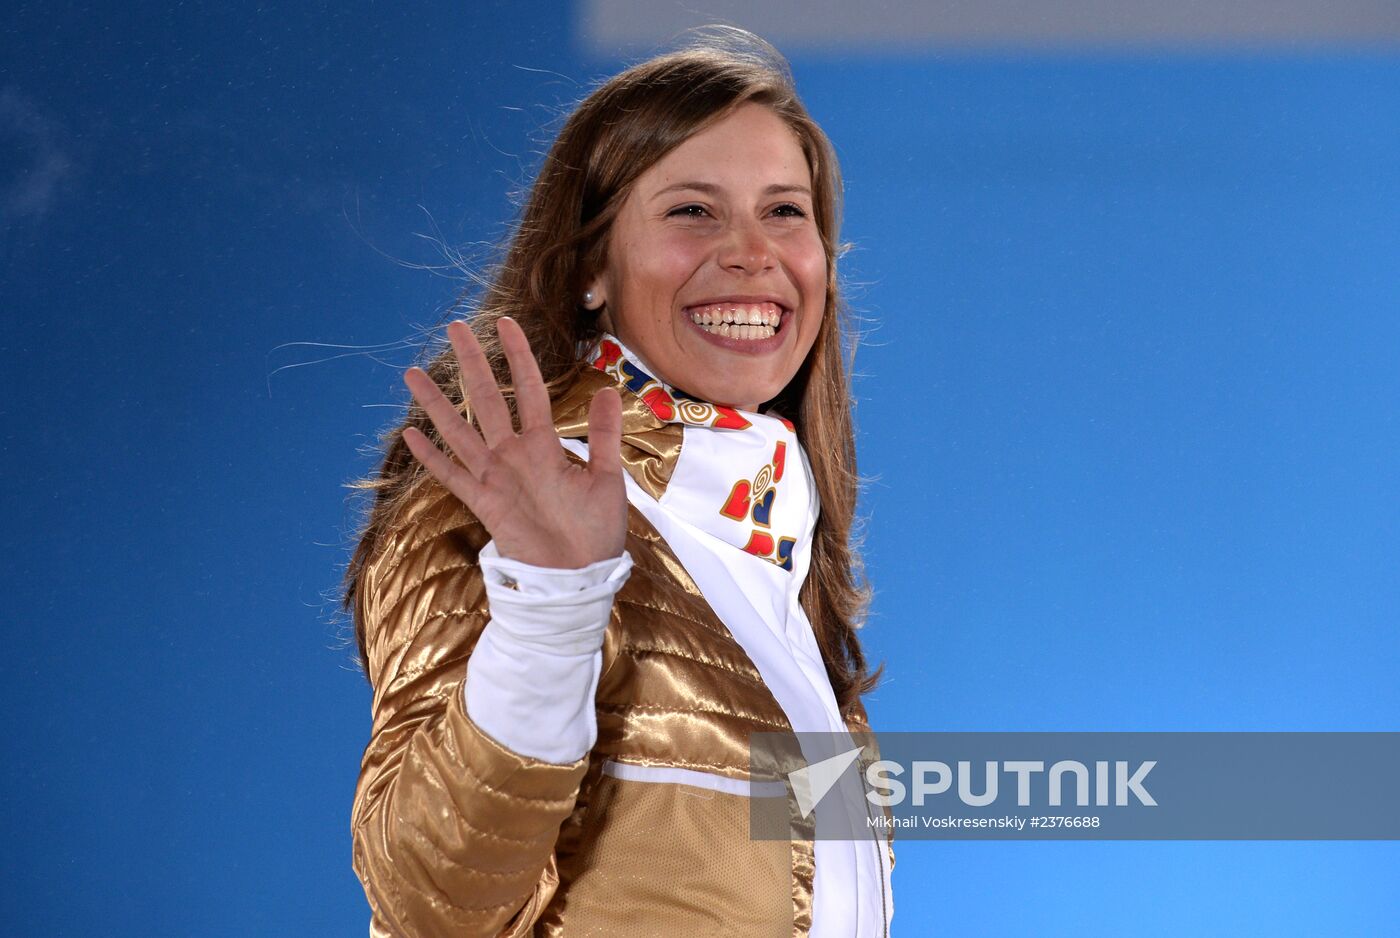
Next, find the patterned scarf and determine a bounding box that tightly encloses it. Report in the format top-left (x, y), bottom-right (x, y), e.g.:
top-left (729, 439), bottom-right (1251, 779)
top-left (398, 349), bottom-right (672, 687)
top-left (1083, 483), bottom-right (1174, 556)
top-left (584, 331), bottom-right (816, 574)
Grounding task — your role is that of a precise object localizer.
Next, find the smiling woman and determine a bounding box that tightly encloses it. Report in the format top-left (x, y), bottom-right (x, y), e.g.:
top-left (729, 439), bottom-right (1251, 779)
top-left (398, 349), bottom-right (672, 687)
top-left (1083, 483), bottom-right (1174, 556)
top-left (342, 25), bottom-right (893, 938)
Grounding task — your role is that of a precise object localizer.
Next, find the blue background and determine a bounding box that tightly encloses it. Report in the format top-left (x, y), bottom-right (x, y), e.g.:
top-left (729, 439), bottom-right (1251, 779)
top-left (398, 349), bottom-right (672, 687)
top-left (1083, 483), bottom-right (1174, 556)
top-left (3, 2), bottom-right (1396, 934)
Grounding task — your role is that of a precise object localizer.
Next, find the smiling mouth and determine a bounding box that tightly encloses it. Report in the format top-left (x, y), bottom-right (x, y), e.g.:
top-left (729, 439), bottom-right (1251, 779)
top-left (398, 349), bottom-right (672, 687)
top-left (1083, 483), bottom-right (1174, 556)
top-left (684, 300), bottom-right (787, 340)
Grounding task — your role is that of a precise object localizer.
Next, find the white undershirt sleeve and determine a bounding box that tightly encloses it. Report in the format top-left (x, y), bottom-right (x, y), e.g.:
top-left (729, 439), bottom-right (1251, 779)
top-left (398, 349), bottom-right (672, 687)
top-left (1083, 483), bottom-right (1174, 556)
top-left (464, 538), bottom-right (633, 765)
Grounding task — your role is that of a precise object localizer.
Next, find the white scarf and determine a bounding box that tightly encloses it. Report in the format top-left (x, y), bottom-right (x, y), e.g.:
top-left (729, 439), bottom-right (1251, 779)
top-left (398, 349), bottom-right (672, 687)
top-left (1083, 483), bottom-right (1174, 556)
top-left (583, 331), bottom-right (815, 575)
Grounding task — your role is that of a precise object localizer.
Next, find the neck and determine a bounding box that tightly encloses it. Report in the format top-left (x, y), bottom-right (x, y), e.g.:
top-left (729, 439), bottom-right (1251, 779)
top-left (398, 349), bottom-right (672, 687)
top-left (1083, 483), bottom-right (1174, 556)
top-left (595, 328), bottom-right (767, 416)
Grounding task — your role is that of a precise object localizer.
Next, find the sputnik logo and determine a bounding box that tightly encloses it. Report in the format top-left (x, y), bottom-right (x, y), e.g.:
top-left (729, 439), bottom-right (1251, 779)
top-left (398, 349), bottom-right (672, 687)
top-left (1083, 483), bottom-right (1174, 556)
top-left (787, 746), bottom-right (865, 819)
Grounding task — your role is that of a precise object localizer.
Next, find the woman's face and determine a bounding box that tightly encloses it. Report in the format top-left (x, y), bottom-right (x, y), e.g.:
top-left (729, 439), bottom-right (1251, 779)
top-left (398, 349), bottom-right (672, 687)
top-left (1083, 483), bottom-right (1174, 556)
top-left (589, 102), bottom-right (827, 412)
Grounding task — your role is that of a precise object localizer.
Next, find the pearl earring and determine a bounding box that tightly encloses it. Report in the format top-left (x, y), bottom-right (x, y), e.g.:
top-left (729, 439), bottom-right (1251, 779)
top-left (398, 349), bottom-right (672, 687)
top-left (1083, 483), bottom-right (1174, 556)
top-left (583, 290), bottom-right (595, 307)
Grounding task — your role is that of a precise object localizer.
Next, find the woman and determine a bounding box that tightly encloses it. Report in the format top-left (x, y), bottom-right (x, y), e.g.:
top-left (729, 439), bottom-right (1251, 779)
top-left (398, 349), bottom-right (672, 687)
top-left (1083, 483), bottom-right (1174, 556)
top-left (344, 28), bottom-right (893, 937)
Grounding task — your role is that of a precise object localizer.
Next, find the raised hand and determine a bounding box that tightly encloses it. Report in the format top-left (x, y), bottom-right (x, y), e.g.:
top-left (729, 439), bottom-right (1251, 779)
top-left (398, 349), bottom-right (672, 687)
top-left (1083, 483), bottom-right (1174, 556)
top-left (401, 316), bottom-right (627, 570)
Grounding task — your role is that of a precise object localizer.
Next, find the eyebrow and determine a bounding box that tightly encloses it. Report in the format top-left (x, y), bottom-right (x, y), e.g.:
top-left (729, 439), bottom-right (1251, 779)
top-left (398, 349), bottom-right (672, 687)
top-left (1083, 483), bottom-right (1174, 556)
top-left (648, 181), bottom-right (813, 200)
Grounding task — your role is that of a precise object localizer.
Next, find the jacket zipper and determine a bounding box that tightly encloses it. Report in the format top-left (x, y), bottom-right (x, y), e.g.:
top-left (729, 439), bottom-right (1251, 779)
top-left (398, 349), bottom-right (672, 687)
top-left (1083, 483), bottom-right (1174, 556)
top-left (860, 767), bottom-right (890, 937)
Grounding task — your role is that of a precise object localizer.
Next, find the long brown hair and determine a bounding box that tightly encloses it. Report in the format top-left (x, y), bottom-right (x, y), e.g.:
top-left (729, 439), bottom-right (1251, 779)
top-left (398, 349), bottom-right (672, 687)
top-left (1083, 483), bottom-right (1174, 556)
top-left (340, 26), bottom-right (883, 717)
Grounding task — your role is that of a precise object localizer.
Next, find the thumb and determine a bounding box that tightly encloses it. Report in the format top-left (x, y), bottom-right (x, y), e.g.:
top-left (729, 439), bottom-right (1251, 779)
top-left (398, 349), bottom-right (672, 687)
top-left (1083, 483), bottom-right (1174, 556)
top-left (586, 386), bottom-right (624, 480)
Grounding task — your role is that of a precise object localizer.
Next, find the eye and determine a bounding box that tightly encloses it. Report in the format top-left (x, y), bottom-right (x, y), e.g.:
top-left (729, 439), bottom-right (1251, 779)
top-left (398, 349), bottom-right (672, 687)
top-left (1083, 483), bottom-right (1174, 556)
top-left (667, 204), bottom-right (711, 218)
top-left (772, 202), bottom-right (808, 218)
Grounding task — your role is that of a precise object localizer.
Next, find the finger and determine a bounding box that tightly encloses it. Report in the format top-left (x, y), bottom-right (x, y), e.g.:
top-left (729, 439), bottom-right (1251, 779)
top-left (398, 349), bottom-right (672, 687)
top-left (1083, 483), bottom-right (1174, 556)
top-left (446, 319), bottom-right (516, 448)
top-left (495, 316), bottom-right (554, 435)
top-left (585, 386), bottom-right (624, 479)
top-left (403, 366), bottom-right (491, 474)
top-left (402, 425), bottom-right (484, 508)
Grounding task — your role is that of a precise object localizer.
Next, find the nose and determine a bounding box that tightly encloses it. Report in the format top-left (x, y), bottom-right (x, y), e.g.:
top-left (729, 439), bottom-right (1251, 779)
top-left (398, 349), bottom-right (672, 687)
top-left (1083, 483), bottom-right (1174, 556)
top-left (716, 215), bottom-right (775, 274)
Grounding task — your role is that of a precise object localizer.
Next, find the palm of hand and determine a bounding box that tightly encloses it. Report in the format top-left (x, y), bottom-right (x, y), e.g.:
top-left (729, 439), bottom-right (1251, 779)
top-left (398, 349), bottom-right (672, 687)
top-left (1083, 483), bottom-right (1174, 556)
top-left (401, 317), bottom-right (627, 570)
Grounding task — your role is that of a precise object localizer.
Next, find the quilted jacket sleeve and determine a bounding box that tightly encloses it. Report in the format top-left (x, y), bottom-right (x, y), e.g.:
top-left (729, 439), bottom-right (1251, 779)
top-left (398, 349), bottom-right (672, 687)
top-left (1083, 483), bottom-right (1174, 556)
top-left (350, 487), bottom-right (594, 937)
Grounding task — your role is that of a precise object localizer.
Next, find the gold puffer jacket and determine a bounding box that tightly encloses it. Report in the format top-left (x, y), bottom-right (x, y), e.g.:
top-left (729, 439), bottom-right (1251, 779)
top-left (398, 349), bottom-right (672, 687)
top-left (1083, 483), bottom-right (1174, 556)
top-left (351, 365), bottom-right (894, 937)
